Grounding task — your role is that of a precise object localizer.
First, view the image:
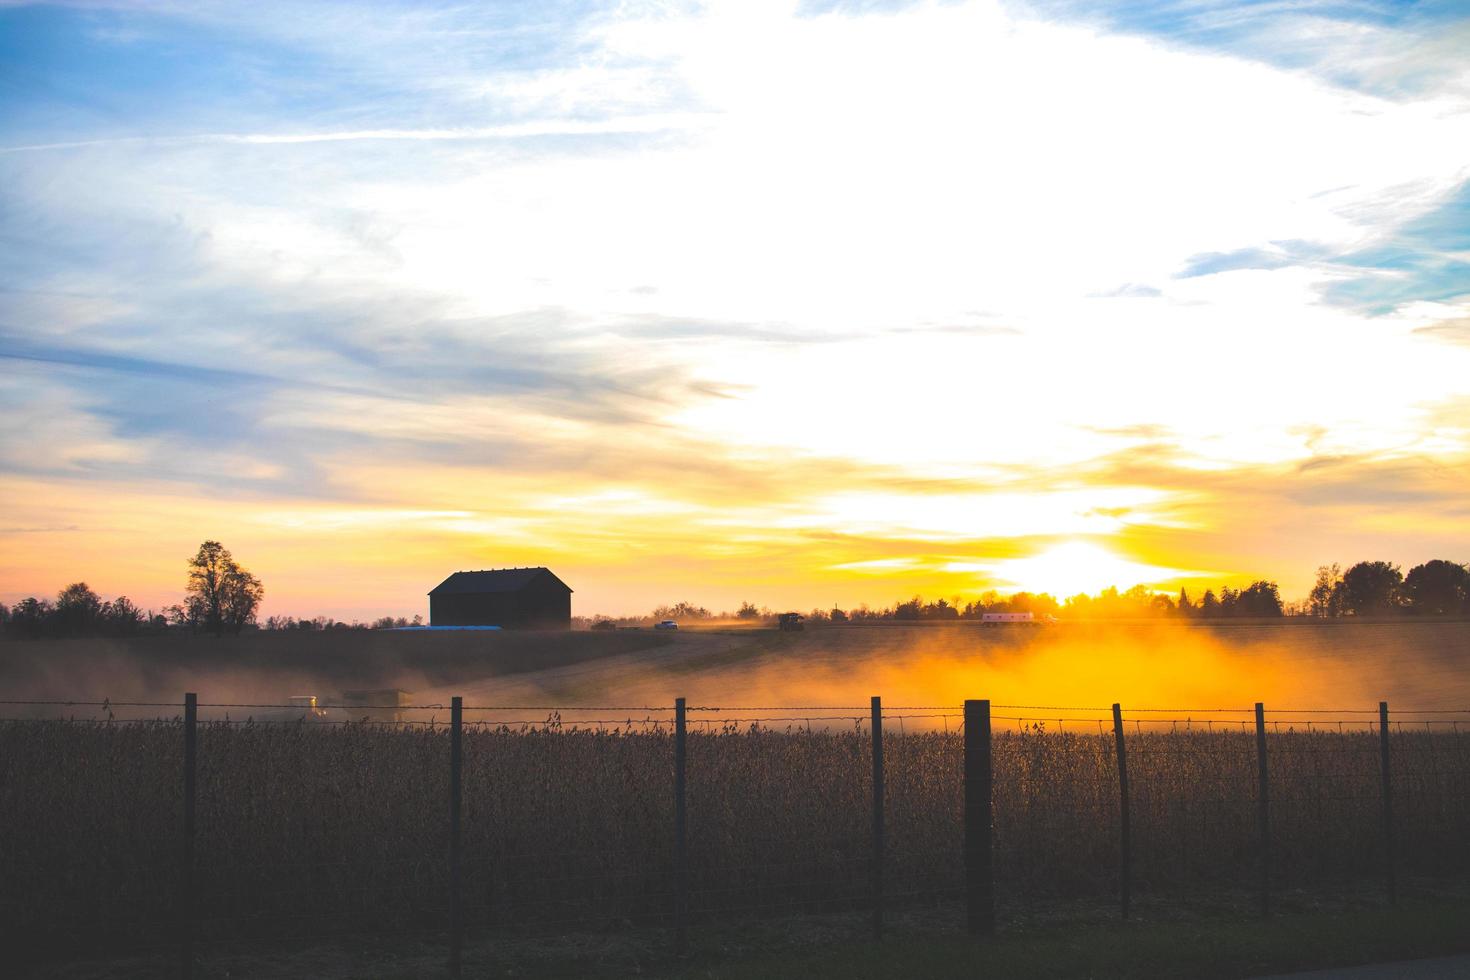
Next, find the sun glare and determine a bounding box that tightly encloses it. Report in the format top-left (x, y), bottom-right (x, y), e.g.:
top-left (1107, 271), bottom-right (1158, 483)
top-left (989, 541), bottom-right (1189, 598)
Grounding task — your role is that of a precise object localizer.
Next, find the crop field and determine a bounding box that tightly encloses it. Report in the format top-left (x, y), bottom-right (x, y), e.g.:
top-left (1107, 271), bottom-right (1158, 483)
top-left (3, 714), bottom-right (1468, 966)
top-left (4, 621), bottom-right (1468, 971)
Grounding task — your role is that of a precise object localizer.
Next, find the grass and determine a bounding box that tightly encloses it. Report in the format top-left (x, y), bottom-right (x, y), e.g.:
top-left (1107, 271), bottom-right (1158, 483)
top-left (685, 897), bottom-right (1470, 980)
top-left (27, 894), bottom-right (1470, 978)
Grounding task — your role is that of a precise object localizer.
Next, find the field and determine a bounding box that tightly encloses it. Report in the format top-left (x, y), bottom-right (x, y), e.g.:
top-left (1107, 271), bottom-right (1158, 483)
top-left (2, 621), bottom-right (1468, 974)
top-left (3, 717), bottom-right (1468, 965)
top-left (5, 619), bottom-right (1470, 718)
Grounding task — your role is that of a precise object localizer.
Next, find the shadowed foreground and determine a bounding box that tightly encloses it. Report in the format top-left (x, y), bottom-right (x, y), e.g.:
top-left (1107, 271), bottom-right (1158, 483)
top-left (3, 720), bottom-right (1467, 968)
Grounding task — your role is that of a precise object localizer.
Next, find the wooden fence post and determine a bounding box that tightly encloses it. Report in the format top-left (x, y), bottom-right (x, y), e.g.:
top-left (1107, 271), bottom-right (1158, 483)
top-left (1379, 700), bottom-right (1395, 905)
top-left (449, 696), bottom-right (463, 978)
top-left (871, 695), bottom-right (884, 940)
top-left (674, 697), bottom-right (687, 954)
top-left (1255, 702), bottom-right (1270, 918)
top-left (964, 699), bottom-right (994, 934)
top-left (1112, 702), bottom-right (1131, 920)
top-left (180, 692), bottom-right (196, 980)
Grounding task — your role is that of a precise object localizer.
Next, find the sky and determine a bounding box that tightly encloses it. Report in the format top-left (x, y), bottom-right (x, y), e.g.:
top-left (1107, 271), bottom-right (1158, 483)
top-left (1, 0), bottom-right (1469, 620)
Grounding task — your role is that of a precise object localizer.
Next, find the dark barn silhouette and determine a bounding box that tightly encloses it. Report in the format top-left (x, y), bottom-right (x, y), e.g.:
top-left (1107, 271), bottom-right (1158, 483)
top-left (428, 568), bottom-right (572, 630)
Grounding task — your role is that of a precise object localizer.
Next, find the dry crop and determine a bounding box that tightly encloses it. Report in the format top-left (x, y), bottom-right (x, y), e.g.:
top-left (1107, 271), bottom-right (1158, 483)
top-left (1, 719), bottom-right (1467, 963)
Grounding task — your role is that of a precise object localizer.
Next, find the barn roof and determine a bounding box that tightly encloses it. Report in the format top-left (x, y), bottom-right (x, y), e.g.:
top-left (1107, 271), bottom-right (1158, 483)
top-left (428, 567), bottom-right (572, 596)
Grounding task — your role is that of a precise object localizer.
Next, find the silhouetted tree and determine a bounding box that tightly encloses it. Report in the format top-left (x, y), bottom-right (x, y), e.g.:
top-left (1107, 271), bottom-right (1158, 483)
top-left (8, 598), bottom-right (51, 637)
top-left (736, 602), bottom-right (760, 620)
top-left (1309, 564), bottom-right (1343, 617)
top-left (1236, 581), bottom-right (1283, 617)
top-left (1338, 561), bottom-right (1404, 616)
top-left (102, 596), bottom-right (143, 634)
top-left (1402, 560), bottom-right (1469, 615)
top-left (893, 596), bottom-right (922, 621)
top-left (1177, 588), bottom-right (1194, 617)
top-left (651, 601), bottom-right (711, 622)
top-left (1199, 589), bottom-right (1220, 618)
top-left (830, 607), bottom-right (848, 623)
top-left (921, 598), bottom-right (959, 620)
top-left (55, 582), bottom-right (103, 634)
top-left (186, 541), bottom-right (265, 636)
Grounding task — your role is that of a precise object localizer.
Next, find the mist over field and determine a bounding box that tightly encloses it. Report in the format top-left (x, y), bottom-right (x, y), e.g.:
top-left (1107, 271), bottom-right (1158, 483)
top-left (5, 622), bottom-right (1466, 725)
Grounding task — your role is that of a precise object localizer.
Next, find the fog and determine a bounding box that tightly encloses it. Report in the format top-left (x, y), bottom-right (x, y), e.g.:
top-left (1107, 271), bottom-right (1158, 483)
top-left (2, 622), bottom-right (1466, 727)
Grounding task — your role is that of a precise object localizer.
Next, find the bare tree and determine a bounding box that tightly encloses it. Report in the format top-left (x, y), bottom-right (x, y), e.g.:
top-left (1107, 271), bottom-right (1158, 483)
top-left (186, 541), bottom-right (265, 636)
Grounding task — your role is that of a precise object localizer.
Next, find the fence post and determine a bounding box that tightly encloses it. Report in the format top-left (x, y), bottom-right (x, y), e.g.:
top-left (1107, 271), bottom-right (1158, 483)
top-left (1379, 700), bottom-right (1395, 905)
top-left (449, 695), bottom-right (463, 978)
top-left (1112, 702), bottom-right (1131, 920)
top-left (180, 692), bottom-right (196, 980)
top-left (964, 699), bottom-right (994, 934)
top-left (1255, 702), bottom-right (1270, 918)
top-left (870, 695), bottom-right (884, 940)
top-left (674, 697), bottom-right (687, 955)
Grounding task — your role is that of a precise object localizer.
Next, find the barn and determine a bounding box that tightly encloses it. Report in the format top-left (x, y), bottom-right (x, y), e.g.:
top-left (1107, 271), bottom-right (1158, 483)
top-left (428, 567), bottom-right (572, 630)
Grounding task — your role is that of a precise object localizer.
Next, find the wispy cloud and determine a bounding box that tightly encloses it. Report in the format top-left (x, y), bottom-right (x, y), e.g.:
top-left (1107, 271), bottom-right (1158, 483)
top-left (2, 0), bottom-right (1470, 616)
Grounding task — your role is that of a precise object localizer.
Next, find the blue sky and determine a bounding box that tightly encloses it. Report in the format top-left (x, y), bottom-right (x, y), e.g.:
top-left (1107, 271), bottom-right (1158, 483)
top-left (1, 0), bottom-right (1468, 617)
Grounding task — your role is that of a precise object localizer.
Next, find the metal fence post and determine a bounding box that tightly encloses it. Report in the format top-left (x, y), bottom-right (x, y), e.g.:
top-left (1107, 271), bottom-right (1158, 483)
top-left (870, 695), bottom-right (884, 940)
top-left (1379, 700), bottom-right (1395, 905)
top-left (449, 695), bottom-right (463, 978)
top-left (964, 699), bottom-right (994, 934)
top-left (674, 697), bottom-right (687, 955)
top-left (1255, 702), bottom-right (1270, 918)
top-left (1112, 702), bottom-right (1131, 920)
top-left (180, 692), bottom-right (196, 980)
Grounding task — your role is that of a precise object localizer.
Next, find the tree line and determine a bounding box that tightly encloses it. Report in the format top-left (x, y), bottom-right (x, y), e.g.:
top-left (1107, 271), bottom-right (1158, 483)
top-left (2, 541), bottom-right (264, 639)
top-left (598, 558), bottom-right (1468, 625)
top-left (1307, 560), bottom-right (1470, 617)
top-left (7, 551), bottom-right (1466, 639)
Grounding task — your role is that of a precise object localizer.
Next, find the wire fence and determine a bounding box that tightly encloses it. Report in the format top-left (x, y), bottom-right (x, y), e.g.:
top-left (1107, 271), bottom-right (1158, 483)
top-left (1, 695), bottom-right (1468, 976)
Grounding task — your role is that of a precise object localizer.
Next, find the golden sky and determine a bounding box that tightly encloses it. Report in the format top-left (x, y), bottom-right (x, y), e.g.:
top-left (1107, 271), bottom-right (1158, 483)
top-left (2, 1), bottom-right (1469, 618)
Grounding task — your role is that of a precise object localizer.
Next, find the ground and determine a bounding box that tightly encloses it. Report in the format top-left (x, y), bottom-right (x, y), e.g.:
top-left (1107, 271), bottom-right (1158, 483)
top-left (27, 891), bottom-right (1470, 979)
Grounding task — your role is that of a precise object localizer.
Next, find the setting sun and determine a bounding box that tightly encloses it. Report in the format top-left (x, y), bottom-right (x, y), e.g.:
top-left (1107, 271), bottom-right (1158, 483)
top-left (986, 541), bottom-right (1197, 599)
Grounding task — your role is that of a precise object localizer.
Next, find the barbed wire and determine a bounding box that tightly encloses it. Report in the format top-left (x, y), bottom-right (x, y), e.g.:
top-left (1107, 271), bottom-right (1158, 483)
top-left (3, 696), bottom-right (1467, 714)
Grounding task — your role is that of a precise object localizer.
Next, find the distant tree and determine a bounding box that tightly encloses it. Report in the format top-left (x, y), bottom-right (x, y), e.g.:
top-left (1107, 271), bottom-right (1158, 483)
top-left (736, 602), bottom-right (760, 620)
top-left (922, 598), bottom-right (959, 620)
top-left (830, 607), bottom-right (848, 623)
top-left (55, 582), bottom-right (104, 635)
top-left (893, 596), bottom-right (922, 621)
top-left (185, 541), bottom-right (265, 636)
top-left (1402, 560), bottom-right (1470, 615)
top-left (0, 601), bottom-right (8, 627)
top-left (1338, 561), bottom-right (1404, 616)
top-left (1177, 588), bottom-right (1194, 617)
top-left (1199, 589), bottom-right (1220, 618)
top-left (1150, 593), bottom-right (1176, 616)
top-left (651, 601), bottom-right (711, 622)
top-left (8, 597), bottom-right (52, 637)
top-left (1309, 564), bottom-right (1343, 617)
top-left (1236, 581), bottom-right (1284, 617)
top-left (102, 595), bottom-right (143, 635)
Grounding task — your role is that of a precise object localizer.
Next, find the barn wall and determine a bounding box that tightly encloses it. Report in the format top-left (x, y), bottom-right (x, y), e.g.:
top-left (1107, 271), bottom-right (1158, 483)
top-left (429, 574), bottom-right (571, 629)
